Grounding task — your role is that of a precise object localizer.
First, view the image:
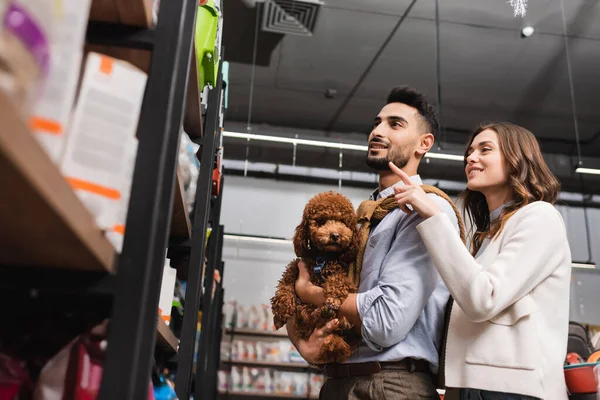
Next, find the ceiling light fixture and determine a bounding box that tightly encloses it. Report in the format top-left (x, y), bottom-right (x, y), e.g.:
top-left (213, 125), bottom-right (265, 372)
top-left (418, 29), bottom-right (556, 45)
top-left (224, 233), bottom-right (293, 245)
top-left (572, 262), bottom-right (596, 270)
top-left (521, 26), bottom-right (534, 38)
top-left (222, 131), bottom-right (465, 162)
top-left (575, 167), bottom-right (600, 175)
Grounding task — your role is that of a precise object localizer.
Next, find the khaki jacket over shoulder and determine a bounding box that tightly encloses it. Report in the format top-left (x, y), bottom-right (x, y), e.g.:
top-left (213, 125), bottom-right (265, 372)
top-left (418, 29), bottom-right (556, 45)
top-left (417, 202), bottom-right (572, 400)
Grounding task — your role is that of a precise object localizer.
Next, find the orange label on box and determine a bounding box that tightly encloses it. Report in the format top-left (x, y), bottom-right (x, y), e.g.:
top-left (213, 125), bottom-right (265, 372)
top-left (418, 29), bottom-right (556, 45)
top-left (99, 56), bottom-right (113, 75)
top-left (67, 177), bottom-right (121, 200)
top-left (29, 117), bottom-right (63, 135)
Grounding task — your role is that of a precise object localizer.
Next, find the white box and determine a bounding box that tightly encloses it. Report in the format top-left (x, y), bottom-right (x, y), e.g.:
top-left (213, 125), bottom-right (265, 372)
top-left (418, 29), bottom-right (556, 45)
top-left (158, 259), bottom-right (178, 325)
top-left (32, 52), bottom-right (83, 162)
top-left (31, 0), bottom-right (93, 163)
top-left (105, 137), bottom-right (138, 252)
top-left (60, 52), bottom-right (147, 231)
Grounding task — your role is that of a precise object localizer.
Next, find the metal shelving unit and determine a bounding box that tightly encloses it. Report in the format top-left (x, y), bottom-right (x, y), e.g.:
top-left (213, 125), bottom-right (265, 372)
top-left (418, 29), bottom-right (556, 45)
top-left (92, 0), bottom-right (227, 398)
top-left (0, 0), bottom-right (226, 399)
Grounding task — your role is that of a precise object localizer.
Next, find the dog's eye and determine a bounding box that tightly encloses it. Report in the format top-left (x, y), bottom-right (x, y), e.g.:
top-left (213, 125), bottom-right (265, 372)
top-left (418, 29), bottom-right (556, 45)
top-left (316, 219), bottom-right (326, 226)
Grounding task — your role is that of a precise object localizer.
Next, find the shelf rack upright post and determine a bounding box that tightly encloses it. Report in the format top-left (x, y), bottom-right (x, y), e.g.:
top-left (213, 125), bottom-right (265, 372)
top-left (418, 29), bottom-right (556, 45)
top-left (97, 0), bottom-right (204, 398)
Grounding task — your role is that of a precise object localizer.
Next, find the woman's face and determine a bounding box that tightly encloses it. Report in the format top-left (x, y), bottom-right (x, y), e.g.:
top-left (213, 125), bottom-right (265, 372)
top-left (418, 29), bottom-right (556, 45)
top-left (465, 129), bottom-right (509, 193)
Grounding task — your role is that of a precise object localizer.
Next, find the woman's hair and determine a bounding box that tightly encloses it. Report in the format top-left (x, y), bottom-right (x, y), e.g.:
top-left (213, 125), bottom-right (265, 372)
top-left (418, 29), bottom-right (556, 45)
top-left (459, 122), bottom-right (560, 255)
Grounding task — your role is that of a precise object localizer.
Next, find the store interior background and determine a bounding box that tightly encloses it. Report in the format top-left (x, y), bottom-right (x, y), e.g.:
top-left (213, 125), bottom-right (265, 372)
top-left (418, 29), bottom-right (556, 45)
top-left (217, 0), bottom-right (600, 327)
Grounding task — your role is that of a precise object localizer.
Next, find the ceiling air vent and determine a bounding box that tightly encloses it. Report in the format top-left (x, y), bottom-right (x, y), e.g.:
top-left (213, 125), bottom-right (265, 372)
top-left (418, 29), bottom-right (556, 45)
top-left (260, 0), bottom-right (323, 36)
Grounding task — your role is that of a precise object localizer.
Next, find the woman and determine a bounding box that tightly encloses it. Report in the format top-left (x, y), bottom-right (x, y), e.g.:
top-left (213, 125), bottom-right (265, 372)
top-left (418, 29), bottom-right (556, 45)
top-left (390, 122), bottom-right (571, 400)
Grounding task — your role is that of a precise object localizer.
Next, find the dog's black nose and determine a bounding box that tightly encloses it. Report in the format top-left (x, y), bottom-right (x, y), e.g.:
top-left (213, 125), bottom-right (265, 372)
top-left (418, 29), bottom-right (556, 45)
top-left (330, 233), bottom-right (340, 241)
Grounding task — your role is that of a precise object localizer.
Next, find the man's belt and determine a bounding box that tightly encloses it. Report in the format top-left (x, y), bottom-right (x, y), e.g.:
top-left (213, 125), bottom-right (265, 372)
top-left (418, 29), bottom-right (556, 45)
top-left (324, 358), bottom-right (430, 379)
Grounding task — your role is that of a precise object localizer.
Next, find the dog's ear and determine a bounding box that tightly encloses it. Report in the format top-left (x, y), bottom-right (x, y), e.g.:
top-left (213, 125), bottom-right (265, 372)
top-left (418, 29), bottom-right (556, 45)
top-left (293, 219), bottom-right (310, 256)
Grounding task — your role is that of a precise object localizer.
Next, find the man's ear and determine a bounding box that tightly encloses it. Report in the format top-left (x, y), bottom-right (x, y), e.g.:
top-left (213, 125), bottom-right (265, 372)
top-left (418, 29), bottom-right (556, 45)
top-left (416, 133), bottom-right (435, 157)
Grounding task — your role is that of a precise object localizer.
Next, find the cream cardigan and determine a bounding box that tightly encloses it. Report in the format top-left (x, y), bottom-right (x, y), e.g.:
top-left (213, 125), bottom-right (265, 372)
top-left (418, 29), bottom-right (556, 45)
top-left (417, 201), bottom-right (571, 399)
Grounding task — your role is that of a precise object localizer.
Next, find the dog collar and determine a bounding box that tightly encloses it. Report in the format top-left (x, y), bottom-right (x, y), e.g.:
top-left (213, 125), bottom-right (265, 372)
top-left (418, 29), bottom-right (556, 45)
top-left (314, 257), bottom-right (326, 281)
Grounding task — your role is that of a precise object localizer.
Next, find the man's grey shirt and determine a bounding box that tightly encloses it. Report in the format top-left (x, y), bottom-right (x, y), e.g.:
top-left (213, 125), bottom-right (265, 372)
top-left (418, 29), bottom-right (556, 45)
top-left (349, 175), bottom-right (460, 373)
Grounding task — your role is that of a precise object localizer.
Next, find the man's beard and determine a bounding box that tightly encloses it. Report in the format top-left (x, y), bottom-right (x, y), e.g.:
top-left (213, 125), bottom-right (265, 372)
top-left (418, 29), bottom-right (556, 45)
top-left (365, 145), bottom-right (410, 171)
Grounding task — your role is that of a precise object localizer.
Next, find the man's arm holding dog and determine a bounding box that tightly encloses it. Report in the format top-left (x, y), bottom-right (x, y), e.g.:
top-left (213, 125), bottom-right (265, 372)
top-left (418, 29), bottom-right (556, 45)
top-left (286, 316), bottom-right (340, 364)
top-left (295, 264), bottom-right (362, 335)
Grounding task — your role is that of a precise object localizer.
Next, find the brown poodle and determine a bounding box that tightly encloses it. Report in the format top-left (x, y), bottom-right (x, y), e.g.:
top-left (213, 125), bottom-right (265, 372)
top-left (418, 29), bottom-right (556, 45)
top-left (270, 191), bottom-right (360, 363)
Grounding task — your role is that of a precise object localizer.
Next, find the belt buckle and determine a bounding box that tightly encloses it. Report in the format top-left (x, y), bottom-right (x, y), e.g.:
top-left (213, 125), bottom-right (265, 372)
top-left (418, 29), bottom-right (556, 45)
top-left (340, 364), bottom-right (351, 378)
top-left (373, 362), bottom-right (382, 374)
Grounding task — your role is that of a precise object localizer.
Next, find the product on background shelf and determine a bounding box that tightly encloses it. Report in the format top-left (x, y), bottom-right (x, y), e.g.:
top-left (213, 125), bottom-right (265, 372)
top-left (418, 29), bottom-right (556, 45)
top-left (32, 320), bottom-right (112, 400)
top-left (235, 303), bottom-right (249, 330)
top-left (230, 366), bottom-right (242, 392)
top-left (0, 0), bottom-right (53, 115)
top-left (248, 305), bottom-right (263, 330)
top-left (0, 353), bottom-right (33, 399)
top-left (195, 0), bottom-right (220, 90)
top-left (217, 370), bottom-right (228, 392)
top-left (262, 304), bottom-right (276, 331)
top-left (177, 130), bottom-right (200, 212)
top-left (221, 368), bottom-right (320, 397)
top-left (105, 136), bottom-right (138, 252)
top-left (60, 52), bottom-right (147, 231)
top-left (227, 338), bottom-right (308, 365)
top-left (309, 373), bottom-right (324, 397)
top-left (152, 374), bottom-right (177, 400)
top-left (30, 0), bottom-right (92, 163)
top-left (158, 258), bottom-right (178, 325)
top-left (223, 300), bottom-right (236, 329)
top-left (227, 301), bottom-right (281, 332)
top-left (275, 371), bottom-right (308, 397)
top-left (220, 340), bottom-right (231, 360)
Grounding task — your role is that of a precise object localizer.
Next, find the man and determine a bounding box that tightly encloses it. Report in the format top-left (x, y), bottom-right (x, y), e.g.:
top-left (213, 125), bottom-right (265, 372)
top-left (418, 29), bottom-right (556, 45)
top-left (286, 86), bottom-right (461, 399)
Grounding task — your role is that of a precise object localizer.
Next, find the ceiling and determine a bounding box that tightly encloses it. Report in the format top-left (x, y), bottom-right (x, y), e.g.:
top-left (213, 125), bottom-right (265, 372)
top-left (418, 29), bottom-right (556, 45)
top-left (220, 0), bottom-right (600, 195)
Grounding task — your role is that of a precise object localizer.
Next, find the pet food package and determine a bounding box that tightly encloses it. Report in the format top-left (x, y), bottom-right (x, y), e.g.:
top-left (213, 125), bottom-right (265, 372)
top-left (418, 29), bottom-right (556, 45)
top-left (105, 137), bottom-right (138, 252)
top-left (33, 320), bottom-right (156, 400)
top-left (0, 353), bottom-right (32, 399)
top-left (0, 0), bottom-right (53, 115)
top-left (30, 0), bottom-right (92, 163)
top-left (60, 52), bottom-right (147, 231)
top-left (33, 320), bottom-right (108, 400)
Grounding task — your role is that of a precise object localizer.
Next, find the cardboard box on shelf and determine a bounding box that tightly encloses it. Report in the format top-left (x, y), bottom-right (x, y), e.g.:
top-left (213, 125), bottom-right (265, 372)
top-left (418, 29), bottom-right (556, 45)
top-left (158, 259), bottom-right (177, 324)
top-left (105, 137), bottom-right (138, 252)
top-left (60, 52), bottom-right (147, 231)
top-left (31, 0), bottom-right (93, 163)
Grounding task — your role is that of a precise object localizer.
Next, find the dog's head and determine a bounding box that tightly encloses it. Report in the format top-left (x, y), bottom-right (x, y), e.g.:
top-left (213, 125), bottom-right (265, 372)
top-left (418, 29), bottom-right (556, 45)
top-left (293, 191), bottom-right (359, 262)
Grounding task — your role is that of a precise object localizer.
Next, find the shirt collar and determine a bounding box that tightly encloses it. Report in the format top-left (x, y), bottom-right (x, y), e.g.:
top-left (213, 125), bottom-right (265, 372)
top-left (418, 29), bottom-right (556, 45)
top-left (370, 174), bottom-right (423, 200)
top-left (489, 200), bottom-right (515, 221)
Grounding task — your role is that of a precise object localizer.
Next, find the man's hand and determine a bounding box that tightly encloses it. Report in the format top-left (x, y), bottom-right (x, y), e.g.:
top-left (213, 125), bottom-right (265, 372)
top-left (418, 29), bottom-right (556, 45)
top-left (295, 259), bottom-right (326, 307)
top-left (295, 259), bottom-right (362, 335)
top-left (295, 318), bottom-right (340, 365)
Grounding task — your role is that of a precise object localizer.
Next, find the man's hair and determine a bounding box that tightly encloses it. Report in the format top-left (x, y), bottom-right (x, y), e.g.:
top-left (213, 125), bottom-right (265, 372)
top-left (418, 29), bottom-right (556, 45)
top-left (386, 86), bottom-right (439, 135)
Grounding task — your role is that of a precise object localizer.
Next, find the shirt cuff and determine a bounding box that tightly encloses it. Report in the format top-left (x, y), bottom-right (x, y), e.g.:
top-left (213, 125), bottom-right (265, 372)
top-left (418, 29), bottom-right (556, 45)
top-left (356, 286), bottom-right (385, 352)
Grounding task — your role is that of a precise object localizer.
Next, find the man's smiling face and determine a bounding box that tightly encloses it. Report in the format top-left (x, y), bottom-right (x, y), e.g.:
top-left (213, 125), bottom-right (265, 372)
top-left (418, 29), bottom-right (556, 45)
top-left (366, 102), bottom-right (423, 171)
